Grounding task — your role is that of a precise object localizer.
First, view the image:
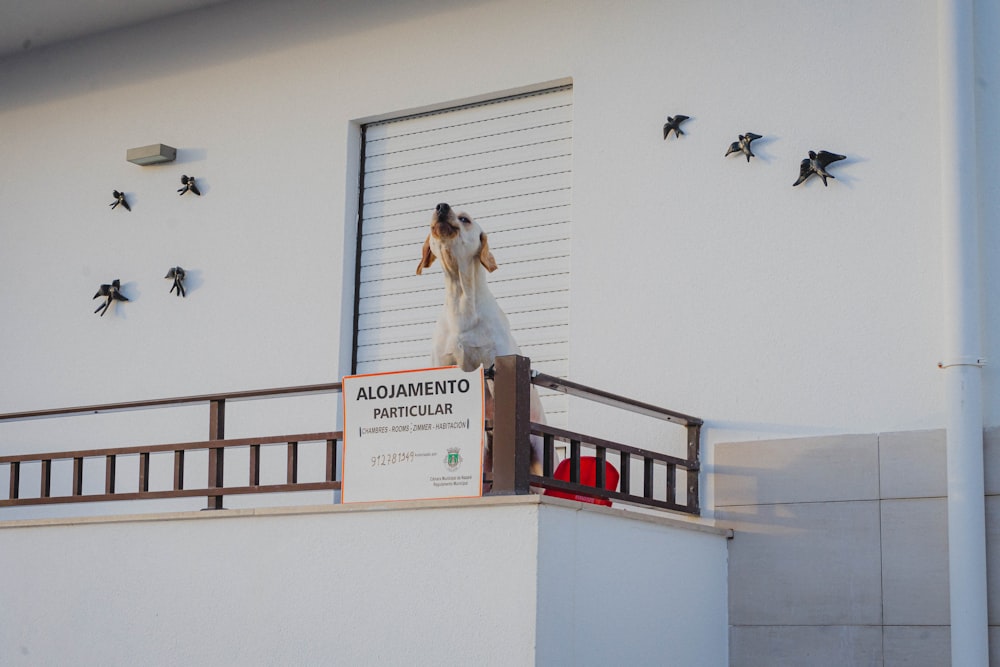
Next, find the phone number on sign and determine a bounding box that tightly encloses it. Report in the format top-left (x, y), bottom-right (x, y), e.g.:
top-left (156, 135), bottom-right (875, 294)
top-left (371, 451), bottom-right (416, 467)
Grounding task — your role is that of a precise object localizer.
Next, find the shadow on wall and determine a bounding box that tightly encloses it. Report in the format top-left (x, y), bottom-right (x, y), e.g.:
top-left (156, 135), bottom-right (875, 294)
top-left (0, 0), bottom-right (495, 113)
top-left (707, 419), bottom-right (852, 440)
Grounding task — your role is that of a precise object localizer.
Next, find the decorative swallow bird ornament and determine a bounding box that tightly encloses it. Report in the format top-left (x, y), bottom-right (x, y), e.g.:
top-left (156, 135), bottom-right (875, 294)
top-left (165, 266), bottom-right (186, 297)
top-left (177, 175), bottom-right (201, 196)
top-left (725, 133), bottom-right (763, 162)
top-left (93, 279), bottom-right (129, 316)
top-left (109, 190), bottom-right (131, 211)
top-left (793, 150), bottom-right (847, 186)
top-left (662, 115), bottom-right (690, 139)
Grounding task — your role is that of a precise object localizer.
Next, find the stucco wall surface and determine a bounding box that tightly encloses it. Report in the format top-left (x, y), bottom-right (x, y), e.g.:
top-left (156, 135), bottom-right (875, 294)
top-left (0, 0), bottom-right (997, 498)
top-left (536, 504), bottom-right (730, 666)
top-left (0, 497), bottom-right (730, 666)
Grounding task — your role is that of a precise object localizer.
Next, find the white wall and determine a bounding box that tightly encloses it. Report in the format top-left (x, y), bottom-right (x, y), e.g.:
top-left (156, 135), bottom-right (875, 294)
top-left (0, 497), bottom-right (731, 666)
top-left (537, 504), bottom-right (730, 666)
top-left (0, 0), bottom-right (997, 488)
top-left (979, 0), bottom-right (1000, 428)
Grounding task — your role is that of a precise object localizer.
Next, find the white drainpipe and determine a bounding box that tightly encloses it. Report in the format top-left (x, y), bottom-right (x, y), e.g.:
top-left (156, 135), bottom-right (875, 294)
top-left (938, 0), bottom-right (988, 664)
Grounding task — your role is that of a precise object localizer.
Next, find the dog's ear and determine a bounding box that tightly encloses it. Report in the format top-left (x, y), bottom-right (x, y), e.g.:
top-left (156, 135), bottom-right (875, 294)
top-left (416, 235), bottom-right (436, 275)
top-left (479, 232), bottom-right (498, 273)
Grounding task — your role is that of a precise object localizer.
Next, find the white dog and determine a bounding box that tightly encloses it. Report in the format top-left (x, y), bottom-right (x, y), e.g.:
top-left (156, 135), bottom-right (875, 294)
top-left (416, 202), bottom-right (545, 476)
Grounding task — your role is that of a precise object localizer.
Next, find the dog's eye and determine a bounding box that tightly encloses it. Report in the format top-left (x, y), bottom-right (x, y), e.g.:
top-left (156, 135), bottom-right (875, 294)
top-left (458, 216), bottom-right (470, 224)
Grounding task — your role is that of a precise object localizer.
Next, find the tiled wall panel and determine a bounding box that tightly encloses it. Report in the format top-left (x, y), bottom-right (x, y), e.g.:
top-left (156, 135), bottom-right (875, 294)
top-left (716, 428), bottom-right (997, 665)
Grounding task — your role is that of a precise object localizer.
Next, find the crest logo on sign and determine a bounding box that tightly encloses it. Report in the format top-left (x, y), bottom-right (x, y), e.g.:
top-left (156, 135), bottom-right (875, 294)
top-left (445, 447), bottom-right (463, 471)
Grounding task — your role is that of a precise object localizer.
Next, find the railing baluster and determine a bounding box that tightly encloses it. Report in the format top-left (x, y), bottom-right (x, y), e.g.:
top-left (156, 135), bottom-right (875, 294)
top-left (325, 439), bottom-right (337, 482)
top-left (105, 455), bottom-right (116, 493)
top-left (249, 444), bottom-right (261, 487)
top-left (543, 433), bottom-right (555, 477)
top-left (40, 459), bottom-right (51, 498)
top-left (287, 442), bottom-right (298, 484)
top-left (569, 439), bottom-right (581, 484)
top-left (619, 451), bottom-right (630, 495)
top-left (141, 453), bottom-right (151, 492)
top-left (73, 457), bottom-right (84, 496)
top-left (643, 457), bottom-right (654, 500)
top-left (595, 446), bottom-right (606, 491)
top-left (9, 462), bottom-right (20, 500)
top-left (666, 463), bottom-right (676, 505)
top-left (687, 466), bottom-right (698, 512)
top-left (139, 452), bottom-right (150, 493)
top-left (174, 451), bottom-right (185, 491)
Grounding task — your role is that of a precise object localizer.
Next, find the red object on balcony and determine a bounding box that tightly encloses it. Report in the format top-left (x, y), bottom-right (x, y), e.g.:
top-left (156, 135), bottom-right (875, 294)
top-left (545, 456), bottom-right (620, 506)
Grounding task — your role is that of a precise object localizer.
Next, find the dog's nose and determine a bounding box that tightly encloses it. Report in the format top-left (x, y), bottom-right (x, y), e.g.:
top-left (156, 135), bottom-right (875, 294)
top-left (436, 202), bottom-right (451, 216)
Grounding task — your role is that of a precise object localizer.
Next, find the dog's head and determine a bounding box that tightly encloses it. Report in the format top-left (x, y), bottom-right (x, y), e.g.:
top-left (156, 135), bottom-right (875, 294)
top-left (416, 202), bottom-right (497, 275)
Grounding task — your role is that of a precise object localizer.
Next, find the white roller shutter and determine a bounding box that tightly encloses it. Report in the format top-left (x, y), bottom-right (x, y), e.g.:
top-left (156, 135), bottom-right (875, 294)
top-left (353, 85), bottom-right (572, 424)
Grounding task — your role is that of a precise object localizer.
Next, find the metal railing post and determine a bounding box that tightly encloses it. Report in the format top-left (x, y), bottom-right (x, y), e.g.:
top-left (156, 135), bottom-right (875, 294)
top-left (491, 355), bottom-right (532, 494)
top-left (686, 423), bottom-right (701, 513)
top-left (207, 398), bottom-right (226, 509)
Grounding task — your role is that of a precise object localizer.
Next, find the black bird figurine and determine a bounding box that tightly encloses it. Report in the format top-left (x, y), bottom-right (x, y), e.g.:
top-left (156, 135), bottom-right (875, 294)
top-left (93, 279), bottom-right (129, 316)
top-left (110, 190), bottom-right (131, 211)
top-left (662, 115), bottom-right (690, 139)
top-left (165, 266), bottom-right (186, 297)
top-left (725, 133), bottom-right (763, 162)
top-left (177, 175), bottom-right (201, 196)
top-left (793, 150), bottom-right (847, 186)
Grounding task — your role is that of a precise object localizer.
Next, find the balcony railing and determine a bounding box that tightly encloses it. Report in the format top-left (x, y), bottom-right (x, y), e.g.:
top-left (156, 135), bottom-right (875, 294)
top-left (490, 356), bottom-right (701, 514)
top-left (0, 356), bottom-right (702, 515)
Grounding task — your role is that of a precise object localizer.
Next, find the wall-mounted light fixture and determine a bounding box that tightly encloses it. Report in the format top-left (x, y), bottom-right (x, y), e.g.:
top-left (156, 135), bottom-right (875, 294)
top-left (126, 144), bottom-right (177, 166)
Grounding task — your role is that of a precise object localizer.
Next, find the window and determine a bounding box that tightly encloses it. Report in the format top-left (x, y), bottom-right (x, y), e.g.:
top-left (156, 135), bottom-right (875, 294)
top-left (353, 85), bottom-right (572, 424)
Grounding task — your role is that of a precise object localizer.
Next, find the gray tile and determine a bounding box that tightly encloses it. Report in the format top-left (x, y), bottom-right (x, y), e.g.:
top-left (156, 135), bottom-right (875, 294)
top-left (720, 501), bottom-right (882, 625)
top-left (729, 625), bottom-right (881, 667)
top-left (714, 434), bottom-right (879, 506)
top-left (879, 429), bottom-right (947, 499)
top-left (881, 498), bottom-right (950, 625)
top-left (883, 626), bottom-right (950, 667)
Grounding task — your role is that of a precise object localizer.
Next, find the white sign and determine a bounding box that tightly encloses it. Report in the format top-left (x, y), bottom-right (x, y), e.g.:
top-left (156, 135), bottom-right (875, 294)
top-left (341, 366), bottom-right (484, 503)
